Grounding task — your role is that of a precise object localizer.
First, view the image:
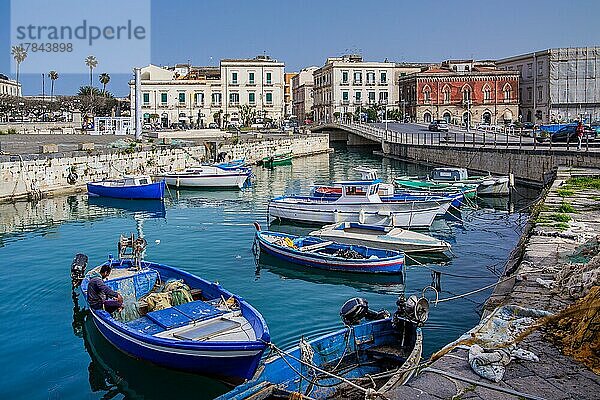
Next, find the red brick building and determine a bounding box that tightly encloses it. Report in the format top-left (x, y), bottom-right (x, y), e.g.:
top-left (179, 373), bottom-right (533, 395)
top-left (398, 60), bottom-right (520, 127)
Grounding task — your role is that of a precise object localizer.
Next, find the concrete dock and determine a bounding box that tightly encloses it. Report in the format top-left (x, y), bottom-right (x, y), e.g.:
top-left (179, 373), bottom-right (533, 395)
top-left (387, 167), bottom-right (600, 399)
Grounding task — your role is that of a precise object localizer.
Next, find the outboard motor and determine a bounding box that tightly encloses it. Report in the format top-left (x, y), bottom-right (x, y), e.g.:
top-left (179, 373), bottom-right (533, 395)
top-left (340, 297), bottom-right (390, 326)
top-left (70, 253), bottom-right (88, 288)
top-left (393, 293), bottom-right (429, 327)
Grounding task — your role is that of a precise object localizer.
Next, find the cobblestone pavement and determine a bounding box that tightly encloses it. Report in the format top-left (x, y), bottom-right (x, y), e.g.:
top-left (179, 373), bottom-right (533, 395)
top-left (387, 167), bottom-right (600, 399)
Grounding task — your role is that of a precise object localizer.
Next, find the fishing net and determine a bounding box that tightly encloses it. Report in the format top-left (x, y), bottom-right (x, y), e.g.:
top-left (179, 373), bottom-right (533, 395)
top-left (334, 249), bottom-right (365, 259)
top-left (544, 286), bottom-right (600, 374)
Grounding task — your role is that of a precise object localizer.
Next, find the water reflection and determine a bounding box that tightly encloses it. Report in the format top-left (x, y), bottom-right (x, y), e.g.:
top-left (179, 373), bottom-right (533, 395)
top-left (87, 197), bottom-right (167, 219)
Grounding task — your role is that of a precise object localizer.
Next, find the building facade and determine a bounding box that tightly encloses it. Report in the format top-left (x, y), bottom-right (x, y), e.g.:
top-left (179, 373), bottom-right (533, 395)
top-left (284, 72), bottom-right (298, 118)
top-left (496, 47), bottom-right (600, 124)
top-left (291, 66), bottom-right (317, 124)
top-left (0, 74), bottom-right (22, 96)
top-left (312, 55), bottom-right (398, 122)
top-left (398, 60), bottom-right (520, 126)
top-left (130, 55), bottom-right (285, 128)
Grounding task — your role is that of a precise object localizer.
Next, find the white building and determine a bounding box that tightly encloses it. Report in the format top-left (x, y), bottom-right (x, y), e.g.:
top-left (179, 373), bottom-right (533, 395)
top-left (496, 47), bottom-right (600, 124)
top-left (291, 66), bottom-right (318, 124)
top-left (130, 55), bottom-right (285, 128)
top-left (0, 74), bottom-right (22, 96)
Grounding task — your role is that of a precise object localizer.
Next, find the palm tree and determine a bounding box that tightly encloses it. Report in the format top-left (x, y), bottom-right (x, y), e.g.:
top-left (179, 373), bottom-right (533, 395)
top-left (84, 55), bottom-right (98, 88)
top-left (98, 73), bottom-right (110, 96)
top-left (48, 71), bottom-right (58, 101)
top-left (11, 45), bottom-right (27, 88)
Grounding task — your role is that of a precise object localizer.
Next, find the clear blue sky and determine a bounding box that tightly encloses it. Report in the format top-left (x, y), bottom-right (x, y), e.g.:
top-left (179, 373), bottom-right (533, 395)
top-left (2, 0), bottom-right (599, 97)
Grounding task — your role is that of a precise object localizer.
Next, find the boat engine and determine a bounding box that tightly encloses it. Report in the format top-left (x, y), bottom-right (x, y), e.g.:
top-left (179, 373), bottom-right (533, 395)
top-left (340, 297), bottom-right (390, 326)
top-left (70, 253), bottom-right (88, 288)
top-left (393, 294), bottom-right (429, 327)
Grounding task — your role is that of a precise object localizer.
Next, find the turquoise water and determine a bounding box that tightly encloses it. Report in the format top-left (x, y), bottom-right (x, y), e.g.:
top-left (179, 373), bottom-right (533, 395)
top-left (0, 147), bottom-right (535, 399)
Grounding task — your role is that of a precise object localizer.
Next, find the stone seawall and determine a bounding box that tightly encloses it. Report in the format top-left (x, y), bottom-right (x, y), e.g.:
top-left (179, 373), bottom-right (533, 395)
top-left (0, 135), bottom-right (330, 202)
top-left (383, 142), bottom-right (600, 185)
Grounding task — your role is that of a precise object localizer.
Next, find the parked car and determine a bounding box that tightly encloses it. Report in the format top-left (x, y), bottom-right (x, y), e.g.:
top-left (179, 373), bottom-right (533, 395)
top-left (523, 122), bottom-right (535, 130)
top-left (537, 125), bottom-right (597, 142)
top-left (208, 122), bottom-right (219, 129)
top-left (428, 119), bottom-right (449, 132)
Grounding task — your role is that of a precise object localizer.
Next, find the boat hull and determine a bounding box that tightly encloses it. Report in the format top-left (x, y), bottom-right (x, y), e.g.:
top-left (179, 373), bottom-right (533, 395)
top-left (268, 200), bottom-right (440, 229)
top-left (158, 174), bottom-right (248, 189)
top-left (87, 181), bottom-right (165, 200)
top-left (90, 311), bottom-right (263, 383)
top-left (476, 177), bottom-right (510, 196)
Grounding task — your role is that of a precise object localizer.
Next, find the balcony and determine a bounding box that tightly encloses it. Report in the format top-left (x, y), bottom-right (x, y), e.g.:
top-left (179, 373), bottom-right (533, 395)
top-left (265, 82), bottom-right (273, 86)
top-left (378, 81), bottom-right (387, 86)
top-left (229, 81), bottom-right (239, 86)
top-left (229, 102), bottom-right (240, 107)
top-left (212, 102), bottom-right (221, 107)
top-left (340, 81), bottom-right (350, 86)
top-left (366, 81), bottom-right (376, 86)
top-left (341, 99), bottom-right (350, 105)
top-left (194, 102), bottom-right (204, 107)
top-left (265, 103), bottom-right (274, 107)
top-left (354, 99), bottom-right (362, 104)
top-left (247, 82), bottom-right (256, 86)
top-left (353, 80), bottom-right (363, 85)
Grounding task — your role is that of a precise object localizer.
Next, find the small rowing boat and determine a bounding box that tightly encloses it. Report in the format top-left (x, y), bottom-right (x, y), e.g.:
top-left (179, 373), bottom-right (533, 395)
top-left (253, 223), bottom-right (404, 274)
top-left (87, 175), bottom-right (165, 200)
top-left (309, 222), bottom-right (451, 254)
top-left (71, 235), bottom-right (269, 383)
top-left (218, 294), bottom-right (428, 399)
top-left (261, 152), bottom-right (292, 168)
top-left (154, 165), bottom-right (249, 189)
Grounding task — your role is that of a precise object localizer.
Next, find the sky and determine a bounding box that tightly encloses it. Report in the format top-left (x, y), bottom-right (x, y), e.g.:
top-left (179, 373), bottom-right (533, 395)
top-left (1, 0), bottom-right (599, 97)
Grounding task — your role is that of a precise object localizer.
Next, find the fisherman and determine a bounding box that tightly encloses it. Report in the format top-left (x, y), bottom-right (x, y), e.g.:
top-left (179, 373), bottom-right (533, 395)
top-left (87, 265), bottom-right (123, 313)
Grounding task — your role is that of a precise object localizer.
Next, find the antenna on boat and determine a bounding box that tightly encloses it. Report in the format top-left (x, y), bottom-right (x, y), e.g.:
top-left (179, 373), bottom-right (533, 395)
top-left (118, 234), bottom-right (147, 269)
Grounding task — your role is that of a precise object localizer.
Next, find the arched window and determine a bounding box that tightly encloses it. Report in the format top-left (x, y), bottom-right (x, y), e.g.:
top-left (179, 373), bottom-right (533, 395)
top-left (442, 85), bottom-right (451, 104)
top-left (462, 84), bottom-right (472, 102)
top-left (482, 84), bottom-right (491, 101)
top-left (482, 111), bottom-right (492, 124)
top-left (443, 112), bottom-right (451, 123)
top-left (423, 112), bottom-right (432, 123)
top-left (503, 84), bottom-right (512, 101)
top-left (423, 85), bottom-right (431, 103)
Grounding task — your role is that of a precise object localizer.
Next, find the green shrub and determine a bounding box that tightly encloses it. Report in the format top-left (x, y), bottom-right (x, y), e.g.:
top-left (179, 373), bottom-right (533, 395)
top-left (558, 202), bottom-right (576, 213)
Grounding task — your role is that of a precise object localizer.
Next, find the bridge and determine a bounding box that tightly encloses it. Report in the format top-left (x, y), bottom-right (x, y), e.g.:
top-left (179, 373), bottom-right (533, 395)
top-left (310, 121), bottom-right (600, 185)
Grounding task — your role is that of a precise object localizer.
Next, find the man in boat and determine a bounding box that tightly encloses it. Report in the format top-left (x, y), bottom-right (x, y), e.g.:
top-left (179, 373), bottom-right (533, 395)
top-left (87, 265), bottom-right (123, 313)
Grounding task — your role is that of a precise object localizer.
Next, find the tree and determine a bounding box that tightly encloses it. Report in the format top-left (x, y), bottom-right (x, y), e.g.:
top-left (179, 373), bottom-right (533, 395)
top-left (84, 55), bottom-right (98, 88)
top-left (213, 110), bottom-right (222, 128)
top-left (78, 86), bottom-right (103, 97)
top-left (48, 71), bottom-right (58, 101)
top-left (11, 45), bottom-right (27, 88)
top-left (239, 104), bottom-right (256, 127)
top-left (98, 73), bottom-right (110, 96)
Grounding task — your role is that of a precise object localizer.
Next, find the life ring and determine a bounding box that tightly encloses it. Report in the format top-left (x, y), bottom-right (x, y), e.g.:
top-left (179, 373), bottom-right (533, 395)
top-left (67, 170), bottom-right (78, 185)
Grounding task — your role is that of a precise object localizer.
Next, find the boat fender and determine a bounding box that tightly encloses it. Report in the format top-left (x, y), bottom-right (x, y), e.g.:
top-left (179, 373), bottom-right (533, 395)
top-left (70, 253), bottom-right (88, 288)
top-left (359, 209), bottom-right (366, 224)
top-left (67, 167), bottom-right (78, 185)
top-left (253, 222), bottom-right (261, 231)
top-left (334, 210), bottom-right (340, 223)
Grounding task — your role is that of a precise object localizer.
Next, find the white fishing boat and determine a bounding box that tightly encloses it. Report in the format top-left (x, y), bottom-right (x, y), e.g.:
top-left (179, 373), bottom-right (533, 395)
top-left (309, 222), bottom-right (451, 254)
top-left (430, 168), bottom-right (511, 196)
top-left (268, 180), bottom-right (448, 229)
top-left (154, 166), bottom-right (249, 189)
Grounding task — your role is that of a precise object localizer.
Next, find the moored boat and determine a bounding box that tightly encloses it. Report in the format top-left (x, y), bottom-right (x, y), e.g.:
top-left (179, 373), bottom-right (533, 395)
top-left (254, 223), bottom-right (404, 274)
top-left (309, 222), bottom-right (451, 254)
top-left (261, 152), bottom-right (292, 168)
top-left (71, 235), bottom-right (270, 383)
top-left (269, 180), bottom-right (447, 229)
top-left (154, 166), bottom-right (249, 189)
top-left (217, 295), bottom-right (428, 399)
top-left (87, 175), bottom-right (165, 200)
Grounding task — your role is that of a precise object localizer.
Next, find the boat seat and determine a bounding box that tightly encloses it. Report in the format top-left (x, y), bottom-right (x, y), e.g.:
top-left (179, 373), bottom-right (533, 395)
top-left (126, 316), bottom-right (165, 336)
top-left (145, 300), bottom-right (224, 330)
top-left (299, 241), bottom-right (334, 252)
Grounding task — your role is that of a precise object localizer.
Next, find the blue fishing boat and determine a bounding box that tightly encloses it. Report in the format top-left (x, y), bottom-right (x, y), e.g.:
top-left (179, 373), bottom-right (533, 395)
top-left (215, 158), bottom-right (247, 170)
top-left (218, 295), bottom-right (428, 399)
top-left (87, 175), bottom-right (166, 200)
top-left (70, 235), bottom-right (270, 384)
top-left (254, 223), bottom-right (404, 274)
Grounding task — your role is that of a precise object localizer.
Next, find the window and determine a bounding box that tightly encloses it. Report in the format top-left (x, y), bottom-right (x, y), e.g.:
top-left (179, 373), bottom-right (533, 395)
top-left (178, 92), bottom-right (186, 104)
top-left (527, 87), bottom-right (532, 101)
top-left (231, 72), bottom-right (238, 84)
top-left (342, 71), bottom-right (349, 83)
top-left (229, 92), bottom-right (239, 104)
top-left (212, 92), bottom-right (221, 105)
top-left (483, 85), bottom-right (491, 101)
top-left (537, 61), bottom-right (543, 76)
top-left (249, 92), bottom-right (255, 104)
top-left (248, 72), bottom-right (255, 84)
top-left (380, 72), bottom-right (387, 84)
top-left (366, 72), bottom-right (375, 84)
top-left (354, 71), bottom-right (362, 84)
top-left (423, 89), bottom-right (430, 102)
top-left (266, 92), bottom-right (273, 104)
top-left (537, 86), bottom-right (543, 102)
top-left (142, 93), bottom-right (150, 105)
top-left (194, 92), bottom-right (204, 105)
top-left (503, 84), bottom-right (512, 101)
top-left (368, 91), bottom-right (375, 103)
top-left (379, 91), bottom-right (388, 102)
top-left (519, 88), bottom-right (522, 101)
top-left (517, 65), bottom-right (523, 78)
top-left (342, 91), bottom-right (349, 101)
top-left (462, 86), bottom-right (471, 102)
top-left (266, 72), bottom-right (272, 84)
top-left (161, 93), bottom-right (168, 104)
top-left (442, 86), bottom-right (451, 103)
top-left (527, 63), bottom-right (532, 78)
top-left (355, 91), bottom-right (361, 101)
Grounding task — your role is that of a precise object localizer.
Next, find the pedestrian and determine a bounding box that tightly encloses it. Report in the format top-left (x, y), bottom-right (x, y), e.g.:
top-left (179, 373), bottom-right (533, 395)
top-left (576, 121), bottom-right (584, 150)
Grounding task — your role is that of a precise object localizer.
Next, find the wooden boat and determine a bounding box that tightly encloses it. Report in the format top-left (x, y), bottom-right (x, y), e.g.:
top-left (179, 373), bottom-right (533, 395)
top-left (309, 222), bottom-right (451, 254)
top-left (217, 295), bottom-right (428, 399)
top-left (268, 180), bottom-right (447, 229)
top-left (71, 235), bottom-right (269, 384)
top-left (261, 152), bottom-right (292, 168)
top-left (254, 223), bottom-right (404, 274)
top-left (154, 166), bottom-right (249, 189)
top-left (87, 175), bottom-right (165, 200)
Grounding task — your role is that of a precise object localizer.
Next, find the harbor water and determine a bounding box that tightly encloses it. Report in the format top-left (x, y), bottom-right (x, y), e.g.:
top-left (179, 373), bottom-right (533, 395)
top-left (0, 146), bottom-right (536, 399)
